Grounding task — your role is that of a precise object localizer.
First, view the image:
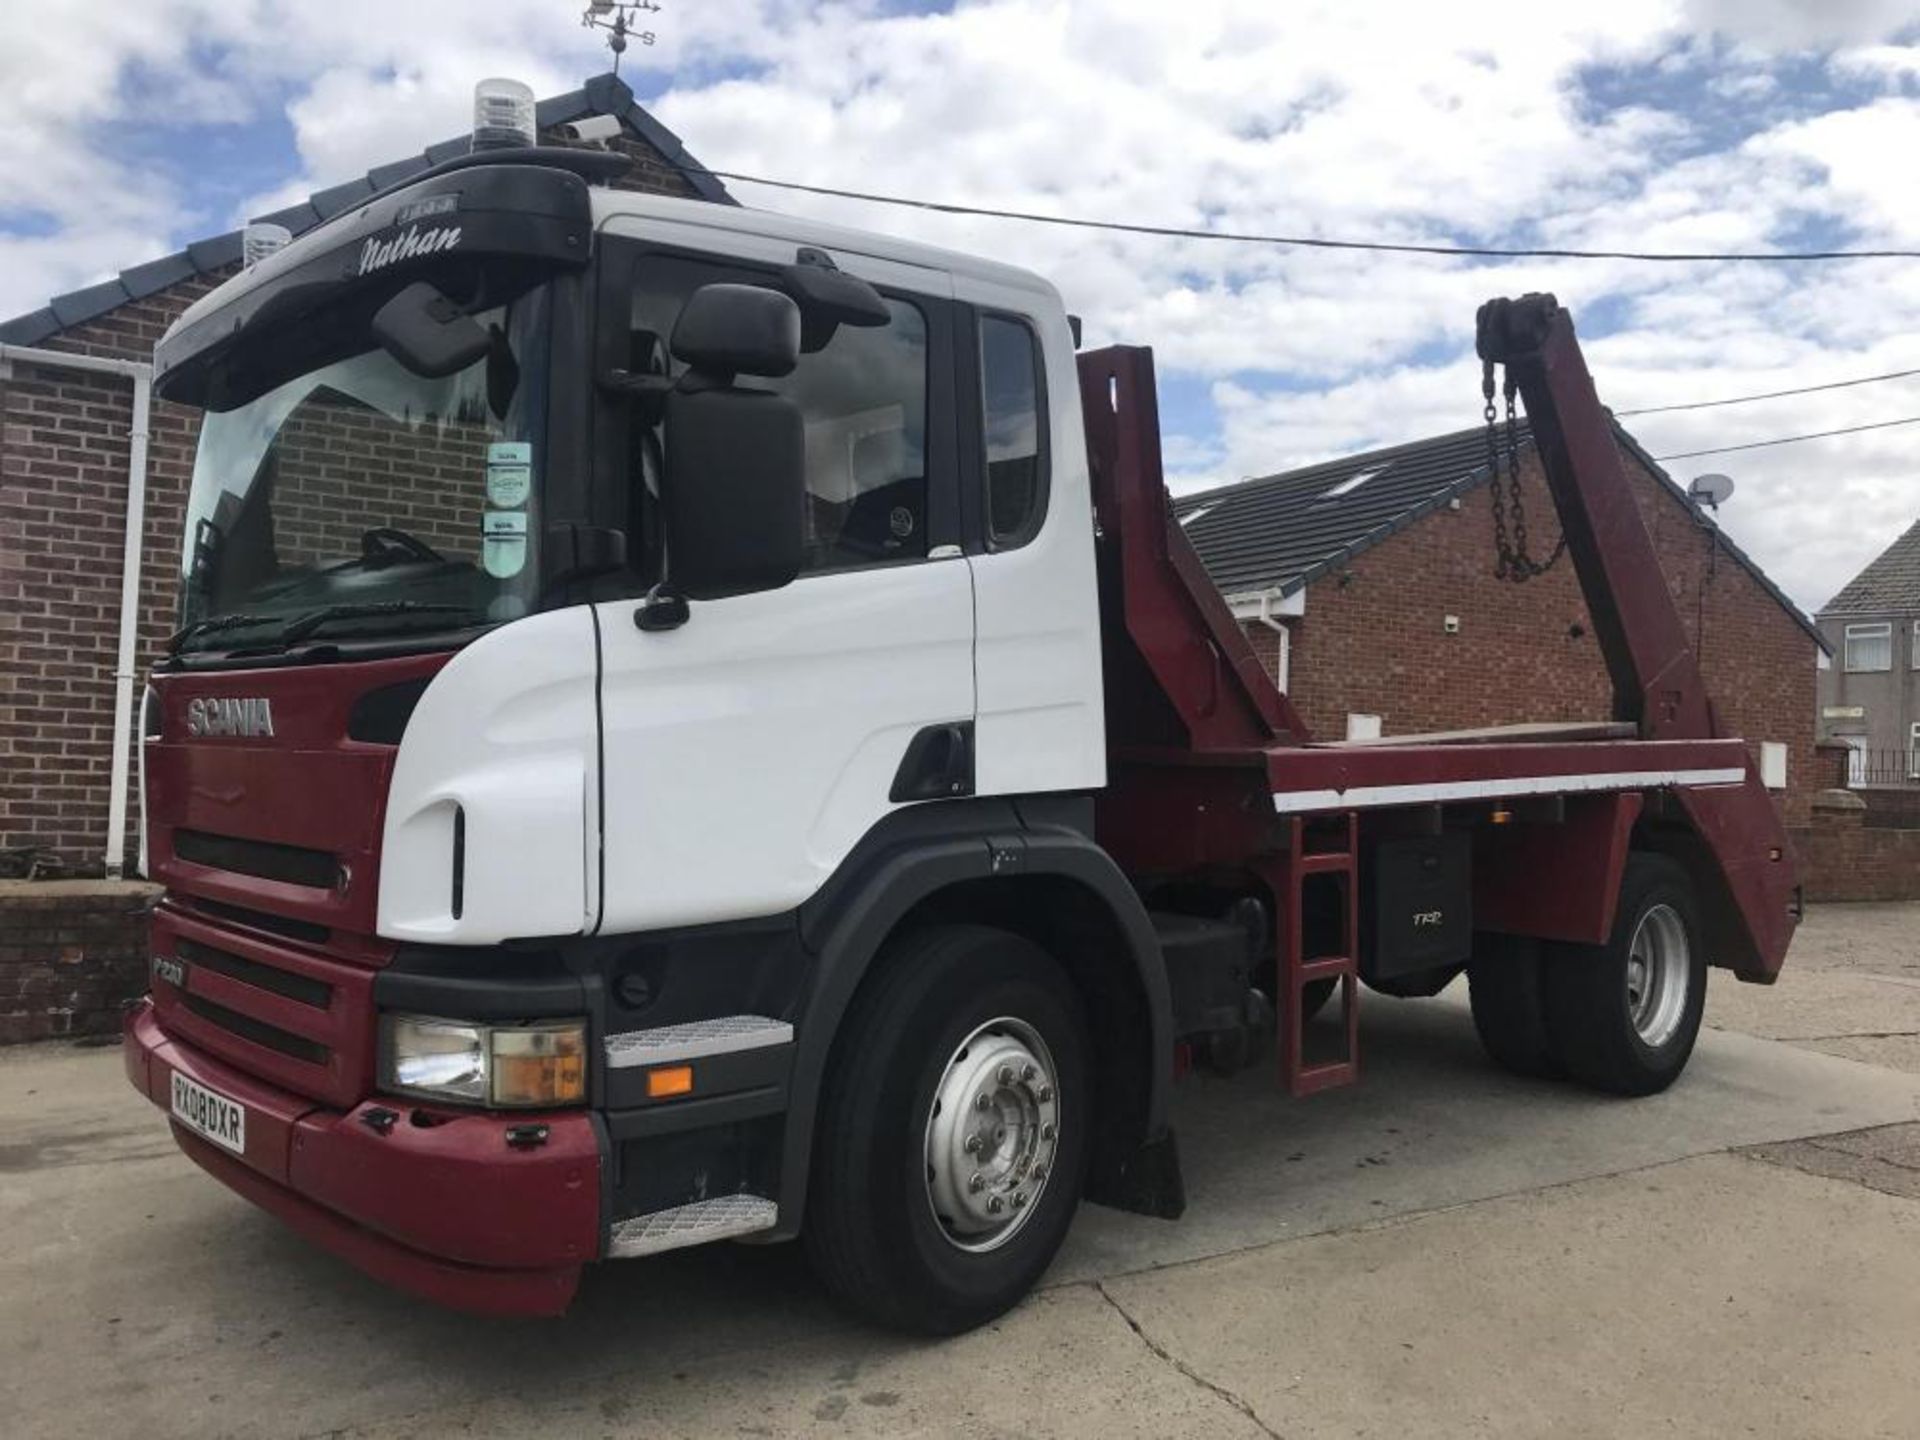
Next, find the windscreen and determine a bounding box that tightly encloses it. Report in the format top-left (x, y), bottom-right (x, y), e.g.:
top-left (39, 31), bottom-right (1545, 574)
top-left (173, 285), bottom-right (549, 657)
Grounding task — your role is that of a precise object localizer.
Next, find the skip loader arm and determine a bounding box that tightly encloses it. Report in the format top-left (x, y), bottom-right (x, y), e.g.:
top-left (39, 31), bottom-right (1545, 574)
top-left (1476, 294), bottom-right (1799, 980)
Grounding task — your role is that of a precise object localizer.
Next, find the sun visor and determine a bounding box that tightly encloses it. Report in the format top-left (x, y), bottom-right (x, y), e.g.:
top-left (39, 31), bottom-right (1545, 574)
top-left (155, 161), bottom-right (598, 410)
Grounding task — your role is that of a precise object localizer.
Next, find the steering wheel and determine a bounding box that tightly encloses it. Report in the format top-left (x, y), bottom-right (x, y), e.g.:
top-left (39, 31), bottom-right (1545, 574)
top-left (360, 527), bottom-right (444, 566)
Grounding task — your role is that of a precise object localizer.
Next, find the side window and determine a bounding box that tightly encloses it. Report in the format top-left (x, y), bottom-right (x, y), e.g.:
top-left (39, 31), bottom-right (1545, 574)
top-left (630, 256), bottom-right (931, 574)
top-left (978, 314), bottom-right (1047, 548)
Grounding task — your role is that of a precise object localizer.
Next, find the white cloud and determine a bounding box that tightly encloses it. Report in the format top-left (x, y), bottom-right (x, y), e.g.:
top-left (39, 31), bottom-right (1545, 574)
top-left (1, 0), bottom-right (1918, 609)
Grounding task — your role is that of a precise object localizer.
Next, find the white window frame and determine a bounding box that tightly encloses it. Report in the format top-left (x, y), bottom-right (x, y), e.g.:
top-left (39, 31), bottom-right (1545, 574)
top-left (1910, 723), bottom-right (1920, 781)
top-left (1911, 619), bottom-right (1920, 670)
top-left (1844, 622), bottom-right (1893, 673)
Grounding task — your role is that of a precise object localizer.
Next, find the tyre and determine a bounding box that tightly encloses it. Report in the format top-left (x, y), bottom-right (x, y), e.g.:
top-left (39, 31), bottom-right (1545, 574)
top-left (1541, 854), bottom-right (1707, 1096)
top-left (1468, 933), bottom-right (1562, 1078)
top-left (804, 924), bottom-right (1091, 1334)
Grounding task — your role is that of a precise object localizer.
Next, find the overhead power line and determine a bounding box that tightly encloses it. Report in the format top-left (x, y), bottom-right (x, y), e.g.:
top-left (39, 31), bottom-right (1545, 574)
top-left (694, 167), bottom-right (1920, 263)
top-left (1615, 366), bottom-right (1920, 417)
top-left (1651, 414), bottom-right (1920, 461)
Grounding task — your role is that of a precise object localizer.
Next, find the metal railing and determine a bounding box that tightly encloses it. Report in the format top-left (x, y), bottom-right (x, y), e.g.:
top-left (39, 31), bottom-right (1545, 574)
top-left (1843, 749), bottom-right (1920, 828)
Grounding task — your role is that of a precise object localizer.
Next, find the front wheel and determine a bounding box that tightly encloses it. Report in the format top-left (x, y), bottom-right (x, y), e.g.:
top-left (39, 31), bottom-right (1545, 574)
top-left (804, 924), bottom-right (1090, 1334)
top-left (1542, 854), bottom-right (1707, 1096)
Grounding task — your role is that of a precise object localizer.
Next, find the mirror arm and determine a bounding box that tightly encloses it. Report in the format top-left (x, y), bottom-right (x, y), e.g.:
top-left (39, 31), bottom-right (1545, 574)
top-left (634, 583), bottom-right (690, 633)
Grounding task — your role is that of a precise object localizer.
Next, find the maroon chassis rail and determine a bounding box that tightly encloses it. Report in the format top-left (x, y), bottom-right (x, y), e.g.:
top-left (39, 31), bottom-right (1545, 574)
top-left (1078, 308), bottom-right (1797, 1088)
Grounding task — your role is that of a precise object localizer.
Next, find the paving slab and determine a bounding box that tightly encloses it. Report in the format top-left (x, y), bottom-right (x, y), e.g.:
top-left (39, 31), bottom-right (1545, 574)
top-left (1102, 1151), bottom-right (1920, 1440)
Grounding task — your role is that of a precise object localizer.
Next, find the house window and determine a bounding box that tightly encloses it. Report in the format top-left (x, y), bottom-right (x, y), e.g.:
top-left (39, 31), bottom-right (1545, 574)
top-left (1910, 723), bottom-right (1920, 781)
top-left (1844, 622), bottom-right (1893, 672)
top-left (1912, 620), bottom-right (1920, 670)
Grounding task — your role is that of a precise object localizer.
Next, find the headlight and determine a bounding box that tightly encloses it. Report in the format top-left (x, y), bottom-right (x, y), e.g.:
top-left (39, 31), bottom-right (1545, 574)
top-left (379, 1015), bottom-right (587, 1108)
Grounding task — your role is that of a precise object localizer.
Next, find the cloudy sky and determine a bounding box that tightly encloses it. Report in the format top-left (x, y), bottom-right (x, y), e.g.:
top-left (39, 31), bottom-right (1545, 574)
top-left (3, 0), bottom-right (1917, 612)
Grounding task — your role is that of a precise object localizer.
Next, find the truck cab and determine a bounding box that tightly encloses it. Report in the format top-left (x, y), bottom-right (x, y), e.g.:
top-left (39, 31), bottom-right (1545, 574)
top-left (127, 144), bottom-right (1157, 1328)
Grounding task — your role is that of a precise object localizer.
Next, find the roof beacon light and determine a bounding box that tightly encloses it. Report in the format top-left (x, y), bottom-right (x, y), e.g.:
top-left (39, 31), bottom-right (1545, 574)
top-left (242, 222), bottom-right (291, 269)
top-left (472, 78), bottom-right (536, 152)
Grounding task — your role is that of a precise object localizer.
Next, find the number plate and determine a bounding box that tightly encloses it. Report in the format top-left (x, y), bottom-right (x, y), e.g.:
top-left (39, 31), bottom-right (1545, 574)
top-left (170, 1071), bottom-right (247, 1156)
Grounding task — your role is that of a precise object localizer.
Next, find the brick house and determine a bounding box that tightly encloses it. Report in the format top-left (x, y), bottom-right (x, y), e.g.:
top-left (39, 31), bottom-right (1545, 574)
top-left (0, 73), bottom-right (732, 878)
top-left (1176, 420), bottom-right (1829, 826)
top-left (1815, 517), bottom-right (1920, 785)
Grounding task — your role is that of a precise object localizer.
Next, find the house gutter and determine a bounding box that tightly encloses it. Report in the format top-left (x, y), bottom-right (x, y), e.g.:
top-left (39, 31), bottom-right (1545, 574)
top-left (1226, 586), bottom-right (1305, 694)
top-left (0, 343), bottom-right (155, 879)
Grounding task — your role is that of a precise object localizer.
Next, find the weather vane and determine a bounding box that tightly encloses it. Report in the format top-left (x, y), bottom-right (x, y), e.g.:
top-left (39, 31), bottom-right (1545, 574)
top-left (581, 1), bottom-right (662, 74)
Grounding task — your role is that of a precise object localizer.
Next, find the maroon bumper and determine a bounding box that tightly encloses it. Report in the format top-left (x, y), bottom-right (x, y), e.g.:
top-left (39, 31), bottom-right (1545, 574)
top-left (124, 1000), bottom-right (602, 1316)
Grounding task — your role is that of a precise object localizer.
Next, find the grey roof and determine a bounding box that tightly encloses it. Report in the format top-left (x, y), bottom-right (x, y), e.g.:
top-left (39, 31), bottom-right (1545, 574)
top-left (1176, 417), bottom-right (1827, 652)
top-left (0, 73), bottom-right (733, 347)
top-left (1818, 517), bottom-right (1920, 618)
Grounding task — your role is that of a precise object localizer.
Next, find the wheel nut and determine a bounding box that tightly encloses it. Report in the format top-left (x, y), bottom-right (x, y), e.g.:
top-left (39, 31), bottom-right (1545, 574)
top-left (1037, 1085), bottom-right (1054, 1103)
top-left (975, 1093), bottom-right (992, 1112)
top-left (964, 1133), bottom-right (984, 1156)
top-left (1040, 1123), bottom-right (1055, 1141)
top-left (997, 1064), bottom-right (1015, 1085)
top-left (1021, 1063), bottom-right (1037, 1082)
top-left (968, 1172), bottom-right (985, 1193)
top-left (1032, 1164), bottom-right (1047, 1182)
top-left (1012, 1191), bottom-right (1028, 1209)
top-left (988, 1195), bottom-right (1005, 1215)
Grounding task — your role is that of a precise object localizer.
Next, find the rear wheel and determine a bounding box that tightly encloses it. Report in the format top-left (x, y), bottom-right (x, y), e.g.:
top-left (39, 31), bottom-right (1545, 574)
top-left (804, 924), bottom-right (1090, 1334)
top-left (1542, 854), bottom-right (1707, 1096)
top-left (1468, 933), bottom-right (1561, 1078)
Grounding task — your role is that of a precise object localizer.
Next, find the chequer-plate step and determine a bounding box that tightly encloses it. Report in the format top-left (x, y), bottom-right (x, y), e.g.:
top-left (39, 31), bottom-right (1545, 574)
top-left (607, 1194), bottom-right (778, 1259)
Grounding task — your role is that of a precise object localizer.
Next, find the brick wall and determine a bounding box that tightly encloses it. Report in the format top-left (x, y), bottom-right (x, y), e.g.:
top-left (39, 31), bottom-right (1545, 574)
top-left (1790, 792), bottom-right (1920, 902)
top-left (1250, 448), bottom-right (1823, 825)
top-left (1, 276), bottom-right (225, 874)
top-left (0, 127), bottom-right (701, 875)
top-left (0, 880), bottom-right (160, 1043)
top-left (261, 400), bottom-right (491, 574)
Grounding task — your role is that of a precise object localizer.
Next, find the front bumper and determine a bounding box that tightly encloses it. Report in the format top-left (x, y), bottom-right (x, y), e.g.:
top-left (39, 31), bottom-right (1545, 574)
top-left (124, 999), bottom-right (602, 1317)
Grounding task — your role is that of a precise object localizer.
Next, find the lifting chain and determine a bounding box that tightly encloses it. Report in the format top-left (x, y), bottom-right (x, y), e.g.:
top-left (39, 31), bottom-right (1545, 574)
top-left (1482, 358), bottom-right (1567, 583)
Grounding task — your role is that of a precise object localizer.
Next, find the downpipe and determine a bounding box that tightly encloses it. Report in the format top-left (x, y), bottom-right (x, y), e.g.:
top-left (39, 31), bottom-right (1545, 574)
top-left (0, 344), bottom-right (155, 878)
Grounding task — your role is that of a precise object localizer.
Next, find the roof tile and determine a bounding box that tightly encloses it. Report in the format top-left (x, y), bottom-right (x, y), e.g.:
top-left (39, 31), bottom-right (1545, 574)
top-left (48, 277), bottom-right (132, 328)
top-left (1178, 418), bottom-right (1825, 650)
top-left (1819, 518), bottom-right (1920, 617)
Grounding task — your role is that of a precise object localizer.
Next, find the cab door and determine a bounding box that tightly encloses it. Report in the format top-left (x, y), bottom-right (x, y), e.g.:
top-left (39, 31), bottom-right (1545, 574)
top-left (589, 221), bottom-right (973, 935)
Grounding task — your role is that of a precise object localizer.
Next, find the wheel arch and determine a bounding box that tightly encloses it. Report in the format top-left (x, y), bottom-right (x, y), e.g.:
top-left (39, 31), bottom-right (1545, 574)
top-left (774, 804), bottom-right (1181, 1237)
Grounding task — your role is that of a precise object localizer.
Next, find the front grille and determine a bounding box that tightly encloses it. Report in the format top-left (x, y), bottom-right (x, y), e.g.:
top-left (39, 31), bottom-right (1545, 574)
top-left (180, 993), bottom-right (331, 1066)
top-left (178, 938), bottom-right (332, 1009)
top-left (178, 896), bottom-right (331, 946)
top-left (174, 829), bottom-right (341, 890)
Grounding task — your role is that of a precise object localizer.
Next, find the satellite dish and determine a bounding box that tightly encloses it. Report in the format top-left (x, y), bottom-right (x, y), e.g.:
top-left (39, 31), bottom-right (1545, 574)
top-left (1688, 472), bottom-right (1735, 509)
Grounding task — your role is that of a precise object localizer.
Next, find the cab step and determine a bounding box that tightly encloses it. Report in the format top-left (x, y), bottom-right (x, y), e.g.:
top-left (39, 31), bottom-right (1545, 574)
top-left (607, 1194), bottom-right (779, 1258)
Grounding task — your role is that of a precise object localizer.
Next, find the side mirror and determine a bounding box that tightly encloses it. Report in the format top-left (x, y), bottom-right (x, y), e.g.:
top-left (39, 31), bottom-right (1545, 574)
top-left (780, 249), bottom-right (890, 353)
top-left (660, 384), bottom-right (805, 602)
top-left (670, 283), bottom-right (801, 380)
top-left (371, 282), bottom-right (491, 378)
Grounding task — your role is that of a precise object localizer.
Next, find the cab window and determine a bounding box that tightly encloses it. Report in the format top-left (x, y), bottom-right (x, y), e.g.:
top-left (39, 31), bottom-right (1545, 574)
top-left (979, 313), bottom-right (1047, 548)
top-left (630, 256), bottom-right (931, 573)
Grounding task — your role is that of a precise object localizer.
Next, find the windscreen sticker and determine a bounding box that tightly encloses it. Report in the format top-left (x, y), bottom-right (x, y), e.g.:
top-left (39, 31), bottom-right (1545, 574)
top-left (486, 441), bottom-right (532, 508)
top-left (482, 509), bottom-right (529, 579)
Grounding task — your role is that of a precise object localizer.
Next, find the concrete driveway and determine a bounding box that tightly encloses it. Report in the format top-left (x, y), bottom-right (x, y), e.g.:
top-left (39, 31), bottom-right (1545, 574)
top-left (3, 903), bottom-right (1919, 1438)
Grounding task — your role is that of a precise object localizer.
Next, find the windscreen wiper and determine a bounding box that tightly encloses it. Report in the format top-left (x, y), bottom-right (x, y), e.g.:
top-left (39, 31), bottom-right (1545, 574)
top-left (167, 611), bottom-right (279, 654)
top-left (276, 601), bottom-right (472, 646)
